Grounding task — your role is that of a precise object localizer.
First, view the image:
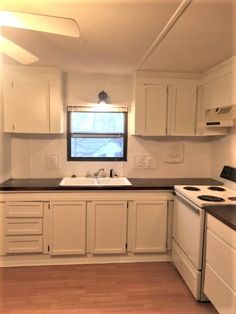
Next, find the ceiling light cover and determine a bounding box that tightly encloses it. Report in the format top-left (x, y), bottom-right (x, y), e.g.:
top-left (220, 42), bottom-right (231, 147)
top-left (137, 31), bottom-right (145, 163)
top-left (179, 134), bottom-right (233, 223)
top-left (0, 11), bottom-right (80, 37)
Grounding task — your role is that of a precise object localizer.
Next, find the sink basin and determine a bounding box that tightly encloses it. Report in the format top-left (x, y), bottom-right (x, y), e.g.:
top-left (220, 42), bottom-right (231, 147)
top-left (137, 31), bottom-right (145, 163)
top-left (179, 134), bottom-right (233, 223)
top-left (97, 177), bottom-right (131, 186)
top-left (59, 177), bottom-right (97, 186)
top-left (59, 177), bottom-right (131, 186)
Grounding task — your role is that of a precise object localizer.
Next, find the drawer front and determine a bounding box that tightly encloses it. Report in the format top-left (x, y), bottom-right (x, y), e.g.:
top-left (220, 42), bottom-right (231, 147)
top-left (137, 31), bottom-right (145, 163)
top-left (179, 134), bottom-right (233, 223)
top-left (204, 263), bottom-right (236, 314)
top-left (208, 215), bottom-right (236, 250)
top-left (206, 229), bottom-right (236, 291)
top-left (5, 218), bottom-right (43, 235)
top-left (5, 236), bottom-right (43, 254)
top-left (5, 202), bottom-right (43, 218)
top-left (172, 240), bottom-right (201, 300)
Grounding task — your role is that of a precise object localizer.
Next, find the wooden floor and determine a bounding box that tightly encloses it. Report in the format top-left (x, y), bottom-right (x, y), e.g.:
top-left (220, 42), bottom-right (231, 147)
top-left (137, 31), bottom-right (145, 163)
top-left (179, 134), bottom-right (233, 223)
top-left (0, 262), bottom-right (217, 314)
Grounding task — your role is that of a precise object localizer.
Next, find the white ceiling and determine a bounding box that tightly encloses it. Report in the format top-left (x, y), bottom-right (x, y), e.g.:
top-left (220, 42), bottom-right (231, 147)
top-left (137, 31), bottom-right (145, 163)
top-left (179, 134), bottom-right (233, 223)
top-left (0, 0), bottom-right (235, 74)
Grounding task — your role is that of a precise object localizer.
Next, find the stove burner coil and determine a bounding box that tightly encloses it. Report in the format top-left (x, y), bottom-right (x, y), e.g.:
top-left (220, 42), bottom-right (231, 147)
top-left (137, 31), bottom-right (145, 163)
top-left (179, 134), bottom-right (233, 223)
top-left (183, 186), bottom-right (201, 191)
top-left (197, 195), bottom-right (225, 202)
top-left (208, 186), bottom-right (226, 192)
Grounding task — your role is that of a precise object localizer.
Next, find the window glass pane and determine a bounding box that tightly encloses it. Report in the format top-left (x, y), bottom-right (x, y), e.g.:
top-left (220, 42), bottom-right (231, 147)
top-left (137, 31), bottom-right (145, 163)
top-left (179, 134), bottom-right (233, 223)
top-left (71, 112), bottom-right (124, 133)
top-left (71, 137), bottom-right (124, 158)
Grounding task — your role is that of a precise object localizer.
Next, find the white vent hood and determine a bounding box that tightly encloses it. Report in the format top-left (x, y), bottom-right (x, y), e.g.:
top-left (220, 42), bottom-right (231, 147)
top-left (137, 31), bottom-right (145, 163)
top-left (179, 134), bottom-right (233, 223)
top-left (200, 105), bottom-right (236, 127)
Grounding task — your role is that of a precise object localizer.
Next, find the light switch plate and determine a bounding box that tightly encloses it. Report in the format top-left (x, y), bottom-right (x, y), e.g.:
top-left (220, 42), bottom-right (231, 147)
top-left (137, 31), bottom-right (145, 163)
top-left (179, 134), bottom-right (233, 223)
top-left (46, 154), bottom-right (60, 169)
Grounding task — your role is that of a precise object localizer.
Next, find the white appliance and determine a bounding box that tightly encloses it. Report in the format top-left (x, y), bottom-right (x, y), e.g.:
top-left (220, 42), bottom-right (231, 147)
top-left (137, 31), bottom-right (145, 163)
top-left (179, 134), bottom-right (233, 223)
top-left (172, 166), bottom-right (236, 301)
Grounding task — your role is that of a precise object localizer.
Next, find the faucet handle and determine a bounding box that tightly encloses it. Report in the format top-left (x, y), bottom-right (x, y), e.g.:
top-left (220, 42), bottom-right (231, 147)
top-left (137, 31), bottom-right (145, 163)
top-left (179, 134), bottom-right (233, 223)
top-left (109, 169), bottom-right (118, 178)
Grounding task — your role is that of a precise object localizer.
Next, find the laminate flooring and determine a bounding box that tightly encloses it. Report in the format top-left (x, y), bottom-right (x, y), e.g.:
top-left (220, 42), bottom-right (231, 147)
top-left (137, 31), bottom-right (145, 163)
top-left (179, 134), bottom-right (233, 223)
top-left (0, 262), bottom-right (217, 314)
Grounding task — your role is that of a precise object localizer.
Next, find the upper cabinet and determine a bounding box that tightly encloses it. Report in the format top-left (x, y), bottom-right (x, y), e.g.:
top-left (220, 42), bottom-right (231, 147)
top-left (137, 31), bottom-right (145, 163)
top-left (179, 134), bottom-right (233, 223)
top-left (2, 65), bottom-right (63, 134)
top-left (134, 84), bottom-right (168, 135)
top-left (133, 73), bottom-right (198, 136)
top-left (202, 72), bottom-right (236, 110)
top-left (195, 58), bottom-right (236, 135)
top-left (169, 85), bottom-right (197, 136)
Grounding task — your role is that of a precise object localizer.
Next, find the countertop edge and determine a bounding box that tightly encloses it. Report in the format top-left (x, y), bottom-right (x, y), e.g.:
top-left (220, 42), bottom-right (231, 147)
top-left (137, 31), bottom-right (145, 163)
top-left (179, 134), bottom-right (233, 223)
top-left (204, 206), bottom-right (236, 231)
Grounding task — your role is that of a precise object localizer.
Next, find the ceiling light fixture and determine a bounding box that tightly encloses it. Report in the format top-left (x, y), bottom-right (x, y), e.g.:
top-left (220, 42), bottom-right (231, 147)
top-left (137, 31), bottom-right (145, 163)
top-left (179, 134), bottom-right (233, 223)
top-left (98, 90), bottom-right (108, 105)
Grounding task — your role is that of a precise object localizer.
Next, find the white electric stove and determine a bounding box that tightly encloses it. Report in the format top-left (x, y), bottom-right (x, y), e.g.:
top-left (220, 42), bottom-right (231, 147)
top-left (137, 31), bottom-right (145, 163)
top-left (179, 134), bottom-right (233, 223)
top-left (172, 165), bottom-right (236, 301)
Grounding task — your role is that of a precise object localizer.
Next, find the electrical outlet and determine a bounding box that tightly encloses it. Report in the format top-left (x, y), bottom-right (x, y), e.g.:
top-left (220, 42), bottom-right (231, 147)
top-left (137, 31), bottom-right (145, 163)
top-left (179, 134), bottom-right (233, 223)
top-left (132, 155), bottom-right (146, 169)
top-left (146, 156), bottom-right (156, 169)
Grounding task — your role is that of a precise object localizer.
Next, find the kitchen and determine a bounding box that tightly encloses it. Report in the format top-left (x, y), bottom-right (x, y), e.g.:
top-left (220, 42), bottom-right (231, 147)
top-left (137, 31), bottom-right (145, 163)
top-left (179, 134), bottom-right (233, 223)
top-left (0, 0), bottom-right (235, 313)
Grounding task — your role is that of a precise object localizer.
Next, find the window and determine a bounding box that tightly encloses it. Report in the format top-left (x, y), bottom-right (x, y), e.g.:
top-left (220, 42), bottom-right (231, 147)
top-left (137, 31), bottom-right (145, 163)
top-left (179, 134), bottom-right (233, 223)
top-left (67, 106), bottom-right (127, 161)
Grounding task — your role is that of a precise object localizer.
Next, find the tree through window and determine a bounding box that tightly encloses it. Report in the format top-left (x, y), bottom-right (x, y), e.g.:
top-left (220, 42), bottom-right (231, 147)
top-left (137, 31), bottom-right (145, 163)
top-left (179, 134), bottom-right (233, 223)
top-left (67, 107), bottom-right (127, 161)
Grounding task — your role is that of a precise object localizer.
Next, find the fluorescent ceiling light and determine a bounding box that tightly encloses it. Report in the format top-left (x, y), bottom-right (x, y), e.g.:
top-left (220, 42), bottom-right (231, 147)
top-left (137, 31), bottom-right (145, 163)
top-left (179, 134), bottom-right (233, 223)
top-left (0, 11), bottom-right (80, 37)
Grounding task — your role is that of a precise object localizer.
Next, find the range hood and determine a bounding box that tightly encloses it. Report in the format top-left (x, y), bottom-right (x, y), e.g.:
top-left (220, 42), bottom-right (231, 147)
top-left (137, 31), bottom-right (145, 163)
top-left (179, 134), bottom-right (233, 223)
top-left (200, 105), bottom-right (236, 127)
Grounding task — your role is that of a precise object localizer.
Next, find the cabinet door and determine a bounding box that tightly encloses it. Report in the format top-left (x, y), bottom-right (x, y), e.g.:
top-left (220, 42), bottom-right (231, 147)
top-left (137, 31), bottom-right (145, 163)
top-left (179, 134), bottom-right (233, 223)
top-left (203, 73), bottom-right (236, 110)
top-left (49, 201), bottom-right (86, 255)
top-left (135, 84), bottom-right (168, 135)
top-left (130, 201), bottom-right (167, 253)
top-left (171, 86), bottom-right (197, 135)
top-left (3, 79), bottom-right (50, 133)
top-left (91, 201), bottom-right (127, 254)
top-left (0, 203), bottom-right (5, 255)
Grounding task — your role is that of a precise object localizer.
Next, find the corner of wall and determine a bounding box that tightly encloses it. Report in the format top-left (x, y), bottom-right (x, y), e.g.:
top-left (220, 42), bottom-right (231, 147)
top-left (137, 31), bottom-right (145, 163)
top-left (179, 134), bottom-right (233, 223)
top-left (0, 57), bottom-right (12, 183)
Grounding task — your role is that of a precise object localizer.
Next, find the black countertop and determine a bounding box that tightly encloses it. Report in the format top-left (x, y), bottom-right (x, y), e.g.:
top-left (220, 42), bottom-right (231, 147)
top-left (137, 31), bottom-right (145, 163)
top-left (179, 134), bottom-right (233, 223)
top-left (0, 177), bottom-right (222, 191)
top-left (204, 205), bottom-right (236, 231)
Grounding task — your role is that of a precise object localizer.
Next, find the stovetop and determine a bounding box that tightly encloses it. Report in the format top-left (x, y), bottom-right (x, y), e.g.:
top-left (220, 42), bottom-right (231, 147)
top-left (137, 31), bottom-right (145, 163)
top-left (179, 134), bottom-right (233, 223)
top-left (174, 185), bottom-right (236, 208)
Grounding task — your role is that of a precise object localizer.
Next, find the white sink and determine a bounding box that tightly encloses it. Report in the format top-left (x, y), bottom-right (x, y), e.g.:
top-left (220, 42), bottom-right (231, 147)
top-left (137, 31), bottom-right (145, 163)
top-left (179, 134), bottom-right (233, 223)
top-left (59, 177), bottom-right (131, 186)
top-left (97, 177), bottom-right (131, 186)
top-left (59, 177), bottom-right (97, 186)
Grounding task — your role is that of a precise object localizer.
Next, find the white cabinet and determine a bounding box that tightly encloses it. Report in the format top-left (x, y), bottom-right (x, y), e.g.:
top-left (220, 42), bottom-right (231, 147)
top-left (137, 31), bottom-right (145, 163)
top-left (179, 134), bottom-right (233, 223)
top-left (0, 192), bottom-right (172, 264)
top-left (203, 72), bottom-right (236, 110)
top-left (134, 76), bottom-right (198, 136)
top-left (3, 65), bottom-right (63, 134)
top-left (3, 202), bottom-right (44, 254)
top-left (49, 201), bottom-right (86, 255)
top-left (169, 86), bottom-right (197, 136)
top-left (204, 215), bottom-right (236, 314)
top-left (90, 201), bottom-right (127, 254)
top-left (128, 200), bottom-right (167, 253)
top-left (0, 203), bottom-right (5, 255)
top-left (134, 84), bottom-right (168, 135)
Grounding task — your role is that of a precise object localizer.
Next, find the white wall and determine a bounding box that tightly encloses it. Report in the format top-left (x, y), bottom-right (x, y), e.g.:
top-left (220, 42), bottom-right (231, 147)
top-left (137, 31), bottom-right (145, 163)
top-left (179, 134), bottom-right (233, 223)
top-left (210, 126), bottom-right (236, 187)
top-left (11, 71), bottom-right (213, 179)
top-left (0, 56), bottom-right (11, 183)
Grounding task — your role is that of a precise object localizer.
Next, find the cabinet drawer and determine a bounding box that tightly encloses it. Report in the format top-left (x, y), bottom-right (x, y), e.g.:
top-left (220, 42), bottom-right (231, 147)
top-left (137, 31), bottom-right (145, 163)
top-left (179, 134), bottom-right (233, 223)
top-left (206, 229), bottom-right (236, 291)
top-left (208, 215), bottom-right (236, 250)
top-left (5, 202), bottom-right (43, 218)
top-left (5, 236), bottom-right (43, 254)
top-left (204, 263), bottom-right (236, 314)
top-left (5, 218), bottom-right (43, 235)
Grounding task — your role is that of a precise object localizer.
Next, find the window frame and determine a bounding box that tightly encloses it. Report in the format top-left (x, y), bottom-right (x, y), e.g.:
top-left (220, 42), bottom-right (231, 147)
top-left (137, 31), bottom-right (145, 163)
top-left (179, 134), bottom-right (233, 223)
top-left (67, 109), bottom-right (128, 161)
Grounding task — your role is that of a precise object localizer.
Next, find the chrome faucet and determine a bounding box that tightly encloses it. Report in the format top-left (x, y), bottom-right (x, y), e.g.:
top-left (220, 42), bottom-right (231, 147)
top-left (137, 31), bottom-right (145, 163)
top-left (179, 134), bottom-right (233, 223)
top-left (94, 168), bottom-right (105, 178)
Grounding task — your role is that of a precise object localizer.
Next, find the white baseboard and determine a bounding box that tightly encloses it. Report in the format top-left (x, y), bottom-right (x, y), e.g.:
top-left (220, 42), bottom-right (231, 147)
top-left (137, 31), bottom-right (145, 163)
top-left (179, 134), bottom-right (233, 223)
top-left (0, 252), bottom-right (171, 267)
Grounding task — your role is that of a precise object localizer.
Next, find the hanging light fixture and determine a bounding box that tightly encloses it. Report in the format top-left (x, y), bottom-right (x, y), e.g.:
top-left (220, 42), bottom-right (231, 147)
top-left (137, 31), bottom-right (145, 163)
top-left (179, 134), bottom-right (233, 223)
top-left (98, 90), bottom-right (108, 105)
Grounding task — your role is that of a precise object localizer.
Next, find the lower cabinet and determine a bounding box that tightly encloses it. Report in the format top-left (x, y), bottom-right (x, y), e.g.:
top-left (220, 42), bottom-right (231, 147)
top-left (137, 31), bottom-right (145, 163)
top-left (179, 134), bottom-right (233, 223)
top-left (49, 201), bottom-right (86, 255)
top-left (3, 201), bottom-right (44, 254)
top-left (204, 215), bottom-right (236, 314)
top-left (0, 195), bottom-right (170, 261)
top-left (128, 200), bottom-right (167, 253)
top-left (90, 201), bottom-right (128, 254)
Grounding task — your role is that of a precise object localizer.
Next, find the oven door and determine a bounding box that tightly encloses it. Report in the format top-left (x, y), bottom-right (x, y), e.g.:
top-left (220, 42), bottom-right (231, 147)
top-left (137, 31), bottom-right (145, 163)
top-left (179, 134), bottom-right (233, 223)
top-left (173, 192), bottom-right (205, 270)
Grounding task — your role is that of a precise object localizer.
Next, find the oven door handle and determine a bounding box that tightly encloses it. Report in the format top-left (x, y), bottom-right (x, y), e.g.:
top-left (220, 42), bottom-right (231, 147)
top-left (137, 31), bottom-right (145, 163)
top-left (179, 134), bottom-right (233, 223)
top-left (174, 191), bottom-right (201, 216)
